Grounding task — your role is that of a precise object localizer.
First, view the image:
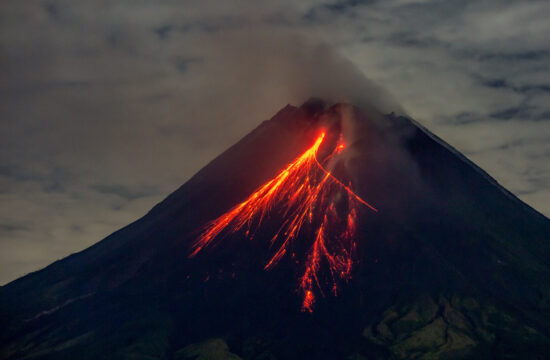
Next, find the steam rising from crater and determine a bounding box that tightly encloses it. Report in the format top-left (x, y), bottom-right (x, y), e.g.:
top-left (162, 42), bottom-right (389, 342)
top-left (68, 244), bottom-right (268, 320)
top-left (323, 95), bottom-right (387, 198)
top-left (194, 28), bottom-right (405, 130)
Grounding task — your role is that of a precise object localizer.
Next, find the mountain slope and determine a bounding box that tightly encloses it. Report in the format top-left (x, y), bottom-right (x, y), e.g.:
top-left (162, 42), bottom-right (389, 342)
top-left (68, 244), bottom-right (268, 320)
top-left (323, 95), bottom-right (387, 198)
top-left (1, 100), bottom-right (549, 360)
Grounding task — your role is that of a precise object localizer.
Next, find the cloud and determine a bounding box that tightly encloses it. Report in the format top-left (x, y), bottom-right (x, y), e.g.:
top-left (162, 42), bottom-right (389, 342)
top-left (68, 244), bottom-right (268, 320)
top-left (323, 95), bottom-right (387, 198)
top-left (0, 0), bottom-right (549, 284)
top-left (90, 184), bottom-right (159, 202)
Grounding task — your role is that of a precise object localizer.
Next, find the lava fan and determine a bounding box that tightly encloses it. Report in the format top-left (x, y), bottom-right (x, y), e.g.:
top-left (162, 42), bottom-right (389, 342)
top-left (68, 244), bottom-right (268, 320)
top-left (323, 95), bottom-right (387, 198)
top-left (190, 130), bottom-right (377, 312)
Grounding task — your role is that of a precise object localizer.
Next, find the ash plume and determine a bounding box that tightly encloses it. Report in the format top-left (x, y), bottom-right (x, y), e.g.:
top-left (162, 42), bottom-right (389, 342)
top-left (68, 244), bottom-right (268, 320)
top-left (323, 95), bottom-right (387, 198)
top-left (193, 27), bottom-right (406, 127)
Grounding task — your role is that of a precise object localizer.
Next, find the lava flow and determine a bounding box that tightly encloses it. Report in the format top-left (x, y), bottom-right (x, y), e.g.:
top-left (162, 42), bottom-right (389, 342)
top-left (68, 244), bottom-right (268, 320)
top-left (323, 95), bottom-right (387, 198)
top-left (190, 130), bottom-right (377, 312)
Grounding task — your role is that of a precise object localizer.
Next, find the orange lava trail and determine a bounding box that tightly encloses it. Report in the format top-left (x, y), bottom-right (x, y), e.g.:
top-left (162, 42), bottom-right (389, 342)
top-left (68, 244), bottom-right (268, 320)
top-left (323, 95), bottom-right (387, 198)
top-left (190, 131), bottom-right (377, 312)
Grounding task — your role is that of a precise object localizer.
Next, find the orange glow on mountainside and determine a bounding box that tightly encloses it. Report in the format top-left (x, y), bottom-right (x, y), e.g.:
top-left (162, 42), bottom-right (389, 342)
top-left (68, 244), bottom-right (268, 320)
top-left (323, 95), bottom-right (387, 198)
top-left (190, 131), bottom-right (377, 312)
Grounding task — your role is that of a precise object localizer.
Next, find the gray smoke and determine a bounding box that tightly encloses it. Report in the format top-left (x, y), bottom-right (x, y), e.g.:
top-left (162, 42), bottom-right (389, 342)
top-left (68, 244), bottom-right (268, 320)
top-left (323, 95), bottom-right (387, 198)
top-left (195, 28), bottom-right (405, 120)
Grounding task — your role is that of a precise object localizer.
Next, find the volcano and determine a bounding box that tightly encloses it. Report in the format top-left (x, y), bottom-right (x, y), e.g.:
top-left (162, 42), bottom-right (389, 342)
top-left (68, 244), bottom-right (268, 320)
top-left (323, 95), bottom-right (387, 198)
top-left (1, 100), bottom-right (550, 359)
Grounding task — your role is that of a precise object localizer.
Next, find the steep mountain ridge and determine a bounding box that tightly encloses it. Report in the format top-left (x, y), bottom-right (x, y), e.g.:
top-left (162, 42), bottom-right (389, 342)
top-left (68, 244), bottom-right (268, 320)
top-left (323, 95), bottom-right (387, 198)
top-left (1, 100), bottom-right (549, 359)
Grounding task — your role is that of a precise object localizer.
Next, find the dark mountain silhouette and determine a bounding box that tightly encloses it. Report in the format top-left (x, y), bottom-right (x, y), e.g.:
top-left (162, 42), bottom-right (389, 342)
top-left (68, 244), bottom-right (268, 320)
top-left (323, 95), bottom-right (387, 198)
top-left (1, 100), bottom-right (550, 359)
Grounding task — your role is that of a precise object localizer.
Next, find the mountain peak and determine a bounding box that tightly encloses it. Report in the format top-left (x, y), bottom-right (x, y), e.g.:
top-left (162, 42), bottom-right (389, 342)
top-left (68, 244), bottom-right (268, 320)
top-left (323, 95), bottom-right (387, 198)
top-left (300, 97), bottom-right (328, 116)
top-left (1, 102), bottom-right (550, 359)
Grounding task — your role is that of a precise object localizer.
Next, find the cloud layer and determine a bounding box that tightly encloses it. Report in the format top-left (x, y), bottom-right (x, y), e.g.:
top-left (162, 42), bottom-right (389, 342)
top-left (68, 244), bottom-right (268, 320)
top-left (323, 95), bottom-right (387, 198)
top-left (1, 0), bottom-right (549, 284)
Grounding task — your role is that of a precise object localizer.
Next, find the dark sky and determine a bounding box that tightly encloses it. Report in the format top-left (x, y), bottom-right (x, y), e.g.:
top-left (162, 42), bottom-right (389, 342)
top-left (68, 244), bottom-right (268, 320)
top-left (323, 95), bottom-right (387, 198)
top-left (1, 0), bottom-right (549, 285)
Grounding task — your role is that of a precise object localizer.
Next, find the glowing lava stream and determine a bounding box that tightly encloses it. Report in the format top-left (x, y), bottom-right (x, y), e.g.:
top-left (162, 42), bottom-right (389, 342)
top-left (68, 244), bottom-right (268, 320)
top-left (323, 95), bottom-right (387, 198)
top-left (190, 131), bottom-right (377, 312)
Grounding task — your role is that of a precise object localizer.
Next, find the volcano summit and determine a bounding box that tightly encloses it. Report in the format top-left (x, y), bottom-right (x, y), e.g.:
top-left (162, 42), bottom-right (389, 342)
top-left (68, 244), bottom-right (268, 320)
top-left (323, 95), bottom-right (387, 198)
top-left (1, 100), bottom-right (550, 359)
